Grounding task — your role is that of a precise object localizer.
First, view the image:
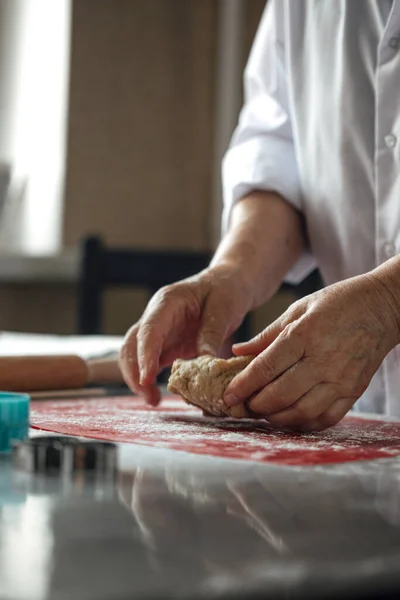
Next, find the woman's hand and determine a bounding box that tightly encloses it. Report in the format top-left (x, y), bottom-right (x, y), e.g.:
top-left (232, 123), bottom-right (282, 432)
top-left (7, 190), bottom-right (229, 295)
top-left (120, 190), bottom-right (307, 407)
top-left (119, 264), bottom-right (254, 405)
top-left (224, 273), bottom-right (400, 431)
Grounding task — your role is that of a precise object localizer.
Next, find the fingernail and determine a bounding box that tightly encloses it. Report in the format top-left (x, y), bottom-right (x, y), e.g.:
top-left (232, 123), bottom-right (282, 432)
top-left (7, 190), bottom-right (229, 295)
top-left (224, 393), bottom-right (239, 406)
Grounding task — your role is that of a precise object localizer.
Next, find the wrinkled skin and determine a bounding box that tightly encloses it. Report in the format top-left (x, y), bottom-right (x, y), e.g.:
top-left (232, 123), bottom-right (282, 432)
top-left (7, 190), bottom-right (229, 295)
top-left (225, 273), bottom-right (400, 431)
top-left (119, 264), bottom-right (254, 406)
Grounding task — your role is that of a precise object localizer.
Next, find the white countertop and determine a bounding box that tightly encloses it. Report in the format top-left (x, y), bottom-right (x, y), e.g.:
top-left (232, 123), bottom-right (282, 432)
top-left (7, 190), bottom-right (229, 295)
top-left (0, 331), bottom-right (123, 359)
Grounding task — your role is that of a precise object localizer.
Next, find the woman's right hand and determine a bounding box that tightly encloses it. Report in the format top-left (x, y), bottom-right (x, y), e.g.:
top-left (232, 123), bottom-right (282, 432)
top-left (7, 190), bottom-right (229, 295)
top-left (119, 263), bottom-right (255, 405)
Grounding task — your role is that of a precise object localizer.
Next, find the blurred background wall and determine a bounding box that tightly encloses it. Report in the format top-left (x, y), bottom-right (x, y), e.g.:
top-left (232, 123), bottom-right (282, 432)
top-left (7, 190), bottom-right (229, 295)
top-left (0, 0), bottom-right (294, 336)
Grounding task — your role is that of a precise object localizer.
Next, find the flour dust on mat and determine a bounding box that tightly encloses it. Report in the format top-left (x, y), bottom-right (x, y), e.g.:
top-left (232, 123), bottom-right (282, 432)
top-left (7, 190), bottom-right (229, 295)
top-left (30, 396), bottom-right (400, 466)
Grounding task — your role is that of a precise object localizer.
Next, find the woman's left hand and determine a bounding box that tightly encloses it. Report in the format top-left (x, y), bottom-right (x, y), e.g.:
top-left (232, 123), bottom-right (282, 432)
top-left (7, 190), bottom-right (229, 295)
top-left (224, 273), bottom-right (400, 431)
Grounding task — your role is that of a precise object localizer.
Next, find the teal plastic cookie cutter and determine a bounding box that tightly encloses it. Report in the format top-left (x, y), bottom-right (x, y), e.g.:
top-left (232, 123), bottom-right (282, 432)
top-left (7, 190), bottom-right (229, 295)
top-left (0, 392), bottom-right (30, 453)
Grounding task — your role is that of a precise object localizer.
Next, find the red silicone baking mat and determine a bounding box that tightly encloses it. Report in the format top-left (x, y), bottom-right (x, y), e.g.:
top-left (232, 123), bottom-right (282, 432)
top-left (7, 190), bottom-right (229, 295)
top-left (30, 395), bottom-right (400, 466)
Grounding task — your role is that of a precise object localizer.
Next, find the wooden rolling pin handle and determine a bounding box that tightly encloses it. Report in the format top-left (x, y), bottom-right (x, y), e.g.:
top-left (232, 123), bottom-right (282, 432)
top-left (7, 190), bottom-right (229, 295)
top-left (0, 355), bottom-right (89, 393)
top-left (87, 358), bottom-right (122, 384)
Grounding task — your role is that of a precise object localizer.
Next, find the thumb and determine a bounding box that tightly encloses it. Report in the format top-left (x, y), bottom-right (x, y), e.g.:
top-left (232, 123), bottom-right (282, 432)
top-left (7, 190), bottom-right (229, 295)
top-left (197, 295), bottom-right (230, 356)
top-left (233, 317), bottom-right (285, 356)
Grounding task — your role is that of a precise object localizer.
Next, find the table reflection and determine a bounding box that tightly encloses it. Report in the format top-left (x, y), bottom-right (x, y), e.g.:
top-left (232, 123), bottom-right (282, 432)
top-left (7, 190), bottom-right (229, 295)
top-left (1, 439), bottom-right (400, 599)
top-left (0, 495), bottom-right (54, 600)
top-left (116, 452), bottom-right (400, 583)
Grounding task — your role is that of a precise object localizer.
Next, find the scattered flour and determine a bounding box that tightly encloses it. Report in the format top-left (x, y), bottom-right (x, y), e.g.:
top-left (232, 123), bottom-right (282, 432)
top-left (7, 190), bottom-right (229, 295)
top-left (30, 396), bottom-right (400, 466)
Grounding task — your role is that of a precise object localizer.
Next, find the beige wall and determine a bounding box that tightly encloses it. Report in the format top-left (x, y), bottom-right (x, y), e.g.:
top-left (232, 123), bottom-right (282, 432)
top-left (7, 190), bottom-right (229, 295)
top-left (63, 0), bottom-right (217, 251)
top-left (0, 0), bottom-right (295, 337)
top-left (0, 284), bottom-right (77, 334)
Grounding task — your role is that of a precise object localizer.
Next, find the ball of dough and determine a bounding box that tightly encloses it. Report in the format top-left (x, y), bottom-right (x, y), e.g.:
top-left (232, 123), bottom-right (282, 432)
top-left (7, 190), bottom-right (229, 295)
top-left (168, 354), bottom-right (254, 418)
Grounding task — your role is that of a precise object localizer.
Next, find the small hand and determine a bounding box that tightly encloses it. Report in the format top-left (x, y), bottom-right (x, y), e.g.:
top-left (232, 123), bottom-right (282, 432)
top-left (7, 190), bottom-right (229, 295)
top-left (224, 274), bottom-right (399, 431)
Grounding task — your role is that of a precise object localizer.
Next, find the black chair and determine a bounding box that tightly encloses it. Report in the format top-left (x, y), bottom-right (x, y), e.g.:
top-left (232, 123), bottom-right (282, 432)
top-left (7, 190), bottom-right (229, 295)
top-left (78, 235), bottom-right (323, 338)
top-left (78, 236), bottom-right (252, 343)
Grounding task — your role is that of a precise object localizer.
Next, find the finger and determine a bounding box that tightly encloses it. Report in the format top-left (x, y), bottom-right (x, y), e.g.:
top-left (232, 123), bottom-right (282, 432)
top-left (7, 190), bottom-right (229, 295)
top-left (197, 293), bottom-right (231, 356)
top-left (120, 326), bottom-right (162, 406)
top-left (225, 325), bottom-right (304, 405)
top-left (136, 289), bottom-right (183, 385)
top-left (142, 382), bottom-right (162, 406)
top-left (136, 321), bottom-right (164, 385)
top-left (246, 358), bottom-right (321, 415)
top-left (300, 398), bottom-right (354, 432)
top-left (232, 317), bottom-right (285, 357)
top-left (233, 302), bottom-right (305, 356)
top-left (264, 383), bottom-right (337, 429)
top-left (120, 342), bottom-right (161, 406)
top-left (120, 325), bottom-right (140, 391)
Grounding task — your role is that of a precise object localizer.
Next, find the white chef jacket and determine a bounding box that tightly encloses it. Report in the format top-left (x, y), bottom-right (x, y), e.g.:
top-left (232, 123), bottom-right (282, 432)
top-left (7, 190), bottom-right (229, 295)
top-left (222, 0), bottom-right (400, 416)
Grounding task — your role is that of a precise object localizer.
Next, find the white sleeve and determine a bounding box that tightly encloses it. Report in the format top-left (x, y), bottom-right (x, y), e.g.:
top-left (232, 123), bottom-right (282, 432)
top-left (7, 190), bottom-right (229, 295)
top-left (221, 0), bottom-right (316, 285)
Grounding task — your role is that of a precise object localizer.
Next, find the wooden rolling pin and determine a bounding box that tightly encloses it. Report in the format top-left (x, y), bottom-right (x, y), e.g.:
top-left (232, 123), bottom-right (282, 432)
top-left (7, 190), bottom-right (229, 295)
top-left (0, 355), bottom-right (123, 393)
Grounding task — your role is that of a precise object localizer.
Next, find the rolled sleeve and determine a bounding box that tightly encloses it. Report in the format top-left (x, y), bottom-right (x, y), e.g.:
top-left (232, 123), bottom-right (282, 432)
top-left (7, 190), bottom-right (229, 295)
top-left (221, 0), bottom-right (315, 285)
